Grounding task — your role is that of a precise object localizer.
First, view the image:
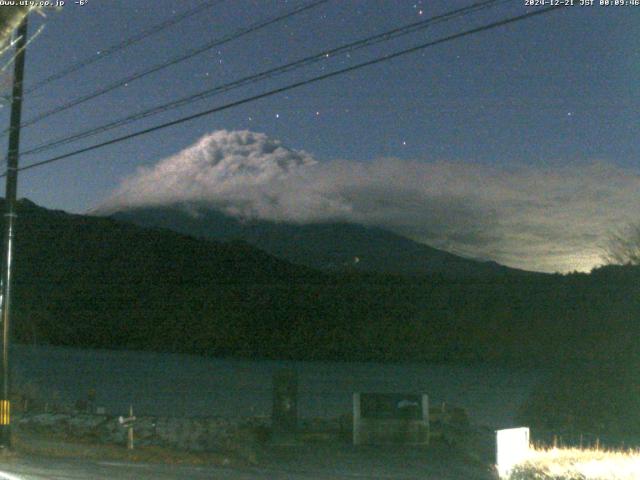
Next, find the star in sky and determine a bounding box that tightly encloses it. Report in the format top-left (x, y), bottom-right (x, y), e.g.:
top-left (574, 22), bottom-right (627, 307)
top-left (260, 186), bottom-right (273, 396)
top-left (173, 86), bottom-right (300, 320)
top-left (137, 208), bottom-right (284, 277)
top-left (8, 0), bottom-right (637, 273)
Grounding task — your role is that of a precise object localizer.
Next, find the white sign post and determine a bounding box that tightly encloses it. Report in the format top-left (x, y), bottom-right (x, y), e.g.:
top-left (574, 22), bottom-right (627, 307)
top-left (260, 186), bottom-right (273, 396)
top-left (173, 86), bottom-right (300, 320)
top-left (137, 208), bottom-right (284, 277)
top-left (496, 427), bottom-right (530, 478)
top-left (118, 404), bottom-right (137, 450)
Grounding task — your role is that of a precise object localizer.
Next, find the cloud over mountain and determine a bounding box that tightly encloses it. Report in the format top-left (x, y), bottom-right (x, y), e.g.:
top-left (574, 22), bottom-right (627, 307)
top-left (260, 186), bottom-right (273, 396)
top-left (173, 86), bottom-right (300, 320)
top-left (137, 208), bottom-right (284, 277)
top-left (99, 130), bottom-right (640, 273)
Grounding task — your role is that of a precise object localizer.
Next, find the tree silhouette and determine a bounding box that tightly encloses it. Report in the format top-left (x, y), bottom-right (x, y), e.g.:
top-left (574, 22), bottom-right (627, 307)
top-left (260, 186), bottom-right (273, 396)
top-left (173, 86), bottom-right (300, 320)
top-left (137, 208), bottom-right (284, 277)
top-left (602, 224), bottom-right (640, 265)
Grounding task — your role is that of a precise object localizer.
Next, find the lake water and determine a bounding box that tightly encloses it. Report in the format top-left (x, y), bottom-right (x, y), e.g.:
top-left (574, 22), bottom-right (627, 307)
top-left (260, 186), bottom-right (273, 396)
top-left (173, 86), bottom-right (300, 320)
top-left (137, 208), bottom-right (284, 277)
top-left (11, 344), bottom-right (547, 429)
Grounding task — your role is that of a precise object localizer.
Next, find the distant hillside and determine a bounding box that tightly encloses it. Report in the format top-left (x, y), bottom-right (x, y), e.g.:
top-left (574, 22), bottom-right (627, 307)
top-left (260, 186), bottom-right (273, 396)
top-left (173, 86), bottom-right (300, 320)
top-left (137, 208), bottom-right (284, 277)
top-left (103, 204), bottom-right (530, 278)
top-left (2, 199), bottom-right (639, 373)
top-left (6, 199), bottom-right (425, 360)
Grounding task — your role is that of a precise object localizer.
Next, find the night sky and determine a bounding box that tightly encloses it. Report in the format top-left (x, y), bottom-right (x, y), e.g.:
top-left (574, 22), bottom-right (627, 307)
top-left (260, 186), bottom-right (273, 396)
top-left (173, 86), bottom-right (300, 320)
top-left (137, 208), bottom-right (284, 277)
top-left (0, 0), bottom-right (638, 273)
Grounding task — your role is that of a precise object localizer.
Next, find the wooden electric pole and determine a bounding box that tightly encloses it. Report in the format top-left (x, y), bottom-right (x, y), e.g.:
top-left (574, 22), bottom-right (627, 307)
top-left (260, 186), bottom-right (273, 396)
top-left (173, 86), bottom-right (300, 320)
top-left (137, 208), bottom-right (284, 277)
top-left (0, 13), bottom-right (28, 449)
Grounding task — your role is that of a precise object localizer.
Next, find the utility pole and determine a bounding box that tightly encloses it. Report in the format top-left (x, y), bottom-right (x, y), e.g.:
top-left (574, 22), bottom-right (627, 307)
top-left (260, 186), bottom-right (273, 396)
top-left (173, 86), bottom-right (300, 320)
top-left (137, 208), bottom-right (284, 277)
top-left (0, 14), bottom-right (28, 449)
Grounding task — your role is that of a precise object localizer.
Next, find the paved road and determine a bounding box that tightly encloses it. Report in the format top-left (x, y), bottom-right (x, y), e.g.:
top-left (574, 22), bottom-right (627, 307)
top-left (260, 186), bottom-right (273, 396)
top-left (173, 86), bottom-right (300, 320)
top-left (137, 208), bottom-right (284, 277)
top-left (0, 445), bottom-right (495, 480)
top-left (0, 458), bottom-right (313, 480)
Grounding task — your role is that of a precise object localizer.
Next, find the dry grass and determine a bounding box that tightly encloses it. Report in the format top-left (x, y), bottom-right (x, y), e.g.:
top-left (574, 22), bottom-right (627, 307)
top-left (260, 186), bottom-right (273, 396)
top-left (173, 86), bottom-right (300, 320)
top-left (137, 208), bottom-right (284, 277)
top-left (509, 446), bottom-right (640, 480)
top-left (10, 431), bottom-right (248, 467)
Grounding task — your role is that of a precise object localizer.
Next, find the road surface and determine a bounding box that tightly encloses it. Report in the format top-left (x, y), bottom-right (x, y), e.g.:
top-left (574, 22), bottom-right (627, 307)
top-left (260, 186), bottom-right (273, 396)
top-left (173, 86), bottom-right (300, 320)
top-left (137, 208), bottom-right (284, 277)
top-left (0, 444), bottom-right (495, 479)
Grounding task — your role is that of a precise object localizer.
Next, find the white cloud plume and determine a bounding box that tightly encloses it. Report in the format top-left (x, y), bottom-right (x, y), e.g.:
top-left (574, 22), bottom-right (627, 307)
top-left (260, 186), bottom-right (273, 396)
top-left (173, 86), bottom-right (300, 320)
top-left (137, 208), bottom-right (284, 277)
top-left (99, 129), bottom-right (640, 273)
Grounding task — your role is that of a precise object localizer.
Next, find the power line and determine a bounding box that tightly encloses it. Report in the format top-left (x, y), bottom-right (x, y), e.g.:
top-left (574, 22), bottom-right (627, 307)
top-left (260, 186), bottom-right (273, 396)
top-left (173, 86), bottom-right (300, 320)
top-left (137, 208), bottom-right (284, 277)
top-left (24, 0), bottom-right (226, 95)
top-left (21, 0), bottom-right (508, 158)
top-left (4, 0), bottom-right (330, 136)
top-left (5, 5), bottom-right (565, 178)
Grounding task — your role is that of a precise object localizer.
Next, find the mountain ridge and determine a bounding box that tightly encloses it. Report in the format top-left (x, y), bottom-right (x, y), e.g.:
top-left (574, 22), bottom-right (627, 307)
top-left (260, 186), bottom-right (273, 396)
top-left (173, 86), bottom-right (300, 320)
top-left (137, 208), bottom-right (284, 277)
top-left (101, 203), bottom-right (537, 279)
top-left (0, 198), bottom-right (636, 371)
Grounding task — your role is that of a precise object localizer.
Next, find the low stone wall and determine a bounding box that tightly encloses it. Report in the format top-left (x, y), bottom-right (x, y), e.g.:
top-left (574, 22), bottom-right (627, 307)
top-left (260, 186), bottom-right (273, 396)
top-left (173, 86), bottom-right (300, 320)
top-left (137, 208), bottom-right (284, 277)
top-left (16, 410), bottom-right (465, 451)
top-left (16, 413), bottom-right (270, 452)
